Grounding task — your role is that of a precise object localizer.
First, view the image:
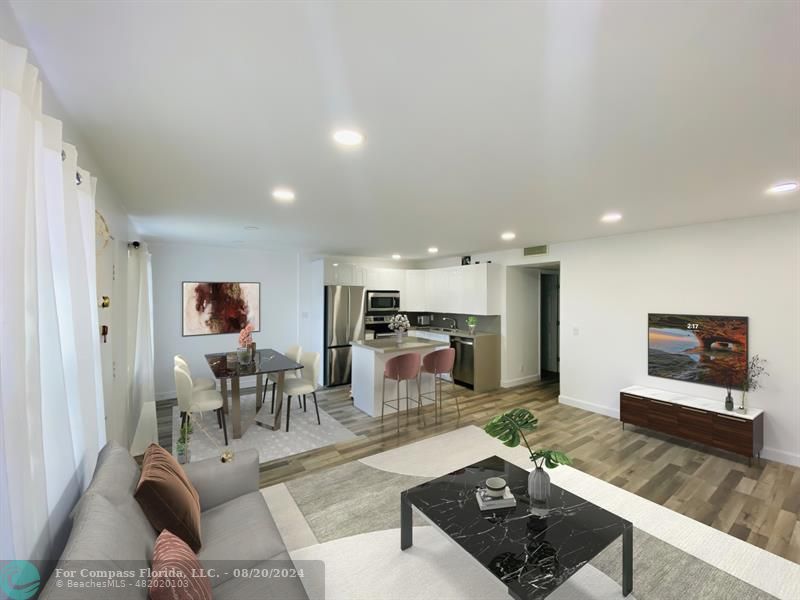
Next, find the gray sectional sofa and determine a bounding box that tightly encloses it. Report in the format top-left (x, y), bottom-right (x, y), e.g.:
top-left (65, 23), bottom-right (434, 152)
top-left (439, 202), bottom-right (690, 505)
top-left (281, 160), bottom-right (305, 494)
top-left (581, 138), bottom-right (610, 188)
top-left (39, 443), bottom-right (310, 599)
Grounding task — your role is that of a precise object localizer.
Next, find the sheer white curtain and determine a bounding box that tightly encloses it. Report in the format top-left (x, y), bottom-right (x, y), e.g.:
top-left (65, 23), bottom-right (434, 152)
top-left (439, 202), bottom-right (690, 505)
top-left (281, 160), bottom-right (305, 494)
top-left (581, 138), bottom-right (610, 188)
top-left (128, 243), bottom-right (157, 453)
top-left (0, 38), bottom-right (105, 562)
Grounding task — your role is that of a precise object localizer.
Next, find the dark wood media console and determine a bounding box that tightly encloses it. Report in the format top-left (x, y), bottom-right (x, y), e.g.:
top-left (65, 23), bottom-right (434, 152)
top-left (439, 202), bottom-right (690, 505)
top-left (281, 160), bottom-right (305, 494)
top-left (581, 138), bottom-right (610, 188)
top-left (620, 386), bottom-right (764, 464)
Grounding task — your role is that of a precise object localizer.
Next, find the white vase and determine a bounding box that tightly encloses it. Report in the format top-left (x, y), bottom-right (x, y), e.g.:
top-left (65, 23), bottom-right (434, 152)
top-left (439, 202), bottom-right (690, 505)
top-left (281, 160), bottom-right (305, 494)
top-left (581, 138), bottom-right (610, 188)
top-left (396, 330), bottom-right (404, 343)
top-left (528, 466), bottom-right (550, 503)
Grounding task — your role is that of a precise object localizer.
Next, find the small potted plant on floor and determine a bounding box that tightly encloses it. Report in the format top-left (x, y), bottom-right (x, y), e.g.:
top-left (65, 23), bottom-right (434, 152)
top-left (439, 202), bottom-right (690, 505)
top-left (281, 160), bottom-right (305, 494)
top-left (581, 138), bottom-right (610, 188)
top-left (484, 408), bottom-right (571, 503)
top-left (177, 417), bottom-right (191, 464)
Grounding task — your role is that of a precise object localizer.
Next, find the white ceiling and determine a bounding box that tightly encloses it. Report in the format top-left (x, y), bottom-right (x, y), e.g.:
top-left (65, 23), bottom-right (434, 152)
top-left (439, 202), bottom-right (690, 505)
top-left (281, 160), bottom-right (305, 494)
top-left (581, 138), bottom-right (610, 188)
top-left (10, 0), bottom-right (800, 258)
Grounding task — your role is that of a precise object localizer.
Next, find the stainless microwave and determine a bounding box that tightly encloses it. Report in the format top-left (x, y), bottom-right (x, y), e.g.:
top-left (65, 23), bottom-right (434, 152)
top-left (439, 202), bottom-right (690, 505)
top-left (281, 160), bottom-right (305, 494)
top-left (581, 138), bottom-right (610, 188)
top-left (366, 290), bottom-right (400, 313)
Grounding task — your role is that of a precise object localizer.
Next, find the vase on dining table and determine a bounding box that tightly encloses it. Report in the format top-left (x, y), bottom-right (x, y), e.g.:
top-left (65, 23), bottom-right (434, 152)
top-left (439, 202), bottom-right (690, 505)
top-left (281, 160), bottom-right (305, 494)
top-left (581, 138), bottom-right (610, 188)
top-left (396, 330), bottom-right (404, 344)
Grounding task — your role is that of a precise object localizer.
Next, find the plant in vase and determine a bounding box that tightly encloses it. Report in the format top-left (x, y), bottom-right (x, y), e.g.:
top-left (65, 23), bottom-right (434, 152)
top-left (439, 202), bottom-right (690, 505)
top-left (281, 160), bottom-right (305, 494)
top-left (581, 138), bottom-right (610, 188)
top-left (238, 323), bottom-right (255, 364)
top-left (466, 316), bottom-right (478, 334)
top-left (176, 417), bottom-right (191, 464)
top-left (739, 354), bottom-right (768, 413)
top-left (483, 408), bottom-right (571, 503)
top-left (388, 313), bottom-right (411, 343)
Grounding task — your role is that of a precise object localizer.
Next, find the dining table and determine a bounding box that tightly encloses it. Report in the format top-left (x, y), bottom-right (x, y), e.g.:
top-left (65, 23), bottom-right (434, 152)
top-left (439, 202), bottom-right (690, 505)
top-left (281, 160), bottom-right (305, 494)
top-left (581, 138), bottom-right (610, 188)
top-left (204, 348), bottom-right (303, 439)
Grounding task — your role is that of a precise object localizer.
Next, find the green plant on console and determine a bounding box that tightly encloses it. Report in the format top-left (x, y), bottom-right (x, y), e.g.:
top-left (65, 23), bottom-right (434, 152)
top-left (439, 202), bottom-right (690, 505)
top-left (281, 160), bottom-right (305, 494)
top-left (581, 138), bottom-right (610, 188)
top-left (483, 407), bottom-right (572, 468)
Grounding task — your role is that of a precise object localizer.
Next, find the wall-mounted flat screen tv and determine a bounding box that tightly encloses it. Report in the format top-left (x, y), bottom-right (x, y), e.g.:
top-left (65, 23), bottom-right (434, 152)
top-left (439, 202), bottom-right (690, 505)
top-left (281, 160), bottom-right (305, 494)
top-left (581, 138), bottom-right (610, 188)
top-left (648, 313), bottom-right (748, 388)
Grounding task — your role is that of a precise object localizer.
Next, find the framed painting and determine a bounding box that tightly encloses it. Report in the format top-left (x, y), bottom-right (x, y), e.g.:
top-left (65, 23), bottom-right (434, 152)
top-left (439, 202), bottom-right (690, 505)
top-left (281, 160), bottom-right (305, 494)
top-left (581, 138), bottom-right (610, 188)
top-left (182, 281), bottom-right (260, 336)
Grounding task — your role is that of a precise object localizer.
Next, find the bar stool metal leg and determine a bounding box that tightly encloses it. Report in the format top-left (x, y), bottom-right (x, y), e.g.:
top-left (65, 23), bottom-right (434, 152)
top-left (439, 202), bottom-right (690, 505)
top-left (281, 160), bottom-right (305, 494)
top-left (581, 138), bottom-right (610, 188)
top-left (396, 379), bottom-right (401, 434)
top-left (381, 375), bottom-right (386, 422)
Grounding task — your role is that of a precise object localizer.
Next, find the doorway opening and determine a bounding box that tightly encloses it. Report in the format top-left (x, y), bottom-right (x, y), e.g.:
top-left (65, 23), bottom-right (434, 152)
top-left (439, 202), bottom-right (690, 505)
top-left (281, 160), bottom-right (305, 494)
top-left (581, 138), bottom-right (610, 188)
top-left (540, 269), bottom-right (560, 382)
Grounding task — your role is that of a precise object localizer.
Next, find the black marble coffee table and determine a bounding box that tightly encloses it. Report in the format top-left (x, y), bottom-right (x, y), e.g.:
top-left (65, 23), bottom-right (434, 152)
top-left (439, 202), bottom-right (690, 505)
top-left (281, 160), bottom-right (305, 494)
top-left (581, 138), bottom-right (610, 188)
top-left (400, 456), bottom-right (632, 599)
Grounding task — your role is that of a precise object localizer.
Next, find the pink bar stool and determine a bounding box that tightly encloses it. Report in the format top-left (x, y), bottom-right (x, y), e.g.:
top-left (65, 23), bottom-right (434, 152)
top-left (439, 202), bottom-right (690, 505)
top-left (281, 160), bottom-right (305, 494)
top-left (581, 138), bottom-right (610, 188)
top-left (382, 352), bottom-right (425, 433)
top-left (420, 347), bottom-right (460, 421)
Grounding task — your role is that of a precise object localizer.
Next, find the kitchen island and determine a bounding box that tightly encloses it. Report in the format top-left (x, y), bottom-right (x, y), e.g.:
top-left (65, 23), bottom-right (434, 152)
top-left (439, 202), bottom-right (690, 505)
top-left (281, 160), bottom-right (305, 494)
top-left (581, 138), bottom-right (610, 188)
top-left (351, 336), bottom-right (450, 417)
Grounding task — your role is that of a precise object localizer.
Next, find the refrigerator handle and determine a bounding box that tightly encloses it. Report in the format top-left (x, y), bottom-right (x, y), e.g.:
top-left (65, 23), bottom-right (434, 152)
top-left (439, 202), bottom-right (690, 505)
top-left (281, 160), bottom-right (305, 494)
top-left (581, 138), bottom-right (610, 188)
top-left (346, 289), bottom-right (351, 340)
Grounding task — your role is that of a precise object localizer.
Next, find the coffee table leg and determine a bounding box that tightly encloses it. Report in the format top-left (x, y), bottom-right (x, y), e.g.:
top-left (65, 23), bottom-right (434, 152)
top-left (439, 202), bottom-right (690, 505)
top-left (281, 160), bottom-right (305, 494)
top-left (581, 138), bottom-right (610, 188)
top-left (622, 523), bottom-right (633, 596)
top-left (400, 492), bottom-right (412, 550)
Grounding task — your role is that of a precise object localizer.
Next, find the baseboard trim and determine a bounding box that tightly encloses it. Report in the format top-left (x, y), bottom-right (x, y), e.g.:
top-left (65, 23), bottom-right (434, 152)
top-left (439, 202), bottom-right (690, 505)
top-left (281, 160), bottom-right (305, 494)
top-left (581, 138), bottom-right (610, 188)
top-left (501, 374), bottom-right (541, 388)
top-left (558, 394), bottom-right (620, 419)
top-left (761, 447), bottom-right (800, 467)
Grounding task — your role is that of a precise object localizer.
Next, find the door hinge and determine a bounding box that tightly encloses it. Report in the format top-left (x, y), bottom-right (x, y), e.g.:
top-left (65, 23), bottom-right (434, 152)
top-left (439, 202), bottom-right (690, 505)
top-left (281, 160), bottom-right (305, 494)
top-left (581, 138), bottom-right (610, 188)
top-left (112, 264), bottom-right (116, 281)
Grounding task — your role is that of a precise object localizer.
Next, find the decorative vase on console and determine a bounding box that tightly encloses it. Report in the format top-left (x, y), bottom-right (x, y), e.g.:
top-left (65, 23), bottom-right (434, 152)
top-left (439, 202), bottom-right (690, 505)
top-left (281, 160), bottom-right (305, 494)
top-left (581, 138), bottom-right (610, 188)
top-left (724, 378), bottom-right (734, 411)
top-left (482, 407), bottom-right (572, 506)
top-left (739, 354), bottom-right (769, 414)
top-left (388, 313), bottom-right (411, 344)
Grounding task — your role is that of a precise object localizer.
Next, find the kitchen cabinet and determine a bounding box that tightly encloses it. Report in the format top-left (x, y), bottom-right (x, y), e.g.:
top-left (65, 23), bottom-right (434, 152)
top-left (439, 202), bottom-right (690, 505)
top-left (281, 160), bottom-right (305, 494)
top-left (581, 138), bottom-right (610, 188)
top-left (405, 263), bottom-right (501, 315)
top-left (321, 260), bottom-right (501, 316)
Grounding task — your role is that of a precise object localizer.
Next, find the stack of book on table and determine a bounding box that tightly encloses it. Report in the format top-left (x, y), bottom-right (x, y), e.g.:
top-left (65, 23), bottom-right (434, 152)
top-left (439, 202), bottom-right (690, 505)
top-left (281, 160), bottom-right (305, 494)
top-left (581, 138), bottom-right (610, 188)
top-left (476, 487), bottom-right (516, 510)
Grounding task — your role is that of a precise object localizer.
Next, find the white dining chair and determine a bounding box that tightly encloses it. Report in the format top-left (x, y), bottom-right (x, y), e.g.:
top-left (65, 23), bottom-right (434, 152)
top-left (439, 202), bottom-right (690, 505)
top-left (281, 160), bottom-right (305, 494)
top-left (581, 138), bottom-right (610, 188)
top-left (175, 365), bottom-right (228, 445)
top-left (282, 352), bottom-right (321, 431)
top-left (174, 355), bottom-right (216, 391)
top-left (263, 344), bottom-right (303, 413)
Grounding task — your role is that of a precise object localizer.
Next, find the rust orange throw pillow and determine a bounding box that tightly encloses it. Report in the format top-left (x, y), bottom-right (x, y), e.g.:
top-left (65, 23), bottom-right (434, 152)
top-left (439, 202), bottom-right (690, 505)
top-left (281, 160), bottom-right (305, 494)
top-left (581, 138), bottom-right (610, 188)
top-left (135, 443), bottom-right (202, 552)
top-left (149, 529), bottom-right (212, 600)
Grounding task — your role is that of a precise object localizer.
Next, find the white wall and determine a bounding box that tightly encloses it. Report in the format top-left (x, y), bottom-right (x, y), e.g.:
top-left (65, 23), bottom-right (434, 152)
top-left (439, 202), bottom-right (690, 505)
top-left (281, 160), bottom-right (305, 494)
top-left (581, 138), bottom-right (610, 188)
top-left (150, 242), bottom-right (301, 399)
top-left (503, 266), bottom-right (541, 387)
top-left (421, 212), bottom-right (800, 466)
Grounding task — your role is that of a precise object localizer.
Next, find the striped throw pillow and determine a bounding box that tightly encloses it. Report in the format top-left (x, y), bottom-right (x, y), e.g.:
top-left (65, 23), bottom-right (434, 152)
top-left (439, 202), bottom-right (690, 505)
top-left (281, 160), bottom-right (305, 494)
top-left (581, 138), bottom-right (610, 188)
top-left (149, 530), bottom-right (212, 600)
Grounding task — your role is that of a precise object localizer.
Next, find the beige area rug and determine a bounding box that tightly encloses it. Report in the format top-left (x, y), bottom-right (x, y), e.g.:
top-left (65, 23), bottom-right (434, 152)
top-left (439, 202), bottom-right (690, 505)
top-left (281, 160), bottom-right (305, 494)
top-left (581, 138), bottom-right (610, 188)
top-left (173, 391), bottom-right (359, 463)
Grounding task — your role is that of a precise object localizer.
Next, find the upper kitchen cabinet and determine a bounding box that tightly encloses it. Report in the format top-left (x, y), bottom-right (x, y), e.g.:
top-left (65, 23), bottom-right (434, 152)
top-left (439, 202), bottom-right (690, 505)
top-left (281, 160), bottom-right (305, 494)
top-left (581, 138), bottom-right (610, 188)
top-left (322, 260), bottom-right (366, 286)
top-left (404, 269), bottom-right (427, 312)
top-left (365, 267), bottom-right (405, 292)
top-left (405, 263), bottom-right (502, 315)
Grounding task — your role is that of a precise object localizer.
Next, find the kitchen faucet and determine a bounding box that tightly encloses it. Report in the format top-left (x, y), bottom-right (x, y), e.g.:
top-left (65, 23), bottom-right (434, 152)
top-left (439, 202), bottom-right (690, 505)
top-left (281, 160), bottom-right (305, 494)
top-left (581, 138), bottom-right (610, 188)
top-left (441, 317), bottom-right (457, 330)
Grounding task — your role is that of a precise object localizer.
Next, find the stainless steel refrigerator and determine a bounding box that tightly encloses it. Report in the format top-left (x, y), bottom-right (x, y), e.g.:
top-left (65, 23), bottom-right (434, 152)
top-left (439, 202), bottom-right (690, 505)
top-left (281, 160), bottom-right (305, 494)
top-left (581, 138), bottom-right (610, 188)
top-left (324, 285), bottom-right (365, 386)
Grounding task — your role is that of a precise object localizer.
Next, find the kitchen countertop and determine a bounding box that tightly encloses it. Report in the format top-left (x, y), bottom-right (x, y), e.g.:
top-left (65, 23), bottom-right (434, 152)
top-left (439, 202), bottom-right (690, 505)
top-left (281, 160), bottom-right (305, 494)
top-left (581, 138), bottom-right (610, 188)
top-left (352, 336), bottom-right (450, 354)
top-left (408, 327), bottom-right (498, 339)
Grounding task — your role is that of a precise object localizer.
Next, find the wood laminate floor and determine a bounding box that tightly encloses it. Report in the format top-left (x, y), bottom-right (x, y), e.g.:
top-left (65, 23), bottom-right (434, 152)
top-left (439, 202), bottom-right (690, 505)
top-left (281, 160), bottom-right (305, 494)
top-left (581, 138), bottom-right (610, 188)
top-left (157, 378), bottom-right (800, 563)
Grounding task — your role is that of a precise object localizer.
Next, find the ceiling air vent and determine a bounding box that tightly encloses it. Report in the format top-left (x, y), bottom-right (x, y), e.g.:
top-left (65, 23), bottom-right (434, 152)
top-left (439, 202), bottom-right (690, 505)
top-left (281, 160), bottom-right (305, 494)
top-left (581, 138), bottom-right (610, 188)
top-left (523, 245), bottom-right (548, 256)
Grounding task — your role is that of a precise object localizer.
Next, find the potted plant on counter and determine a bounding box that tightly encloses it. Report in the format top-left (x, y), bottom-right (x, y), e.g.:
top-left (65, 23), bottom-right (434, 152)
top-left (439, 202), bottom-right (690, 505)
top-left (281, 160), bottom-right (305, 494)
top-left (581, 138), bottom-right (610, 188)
top-left (466, 316), bottom-right (478, 334)
top-left (388, 313), bottom-right (411, 343)
top-left (484, 408), bottom-right (571, 503)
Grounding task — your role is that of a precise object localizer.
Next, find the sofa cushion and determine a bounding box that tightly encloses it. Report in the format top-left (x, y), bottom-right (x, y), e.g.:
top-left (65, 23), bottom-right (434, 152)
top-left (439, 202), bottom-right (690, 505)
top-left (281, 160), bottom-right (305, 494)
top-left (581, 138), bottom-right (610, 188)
top-left (212, 553), bottom-right (310, 600)
top-left (149, 530), bottom-right (212, 600)
top-left (197, 491), bottom-right (287, 587)
top-left (135, 443), bottom-right (202, 552)
top-left (38, 494), bottom-right (149, 600)
top-left (73, 442), bottom-right (157, 558)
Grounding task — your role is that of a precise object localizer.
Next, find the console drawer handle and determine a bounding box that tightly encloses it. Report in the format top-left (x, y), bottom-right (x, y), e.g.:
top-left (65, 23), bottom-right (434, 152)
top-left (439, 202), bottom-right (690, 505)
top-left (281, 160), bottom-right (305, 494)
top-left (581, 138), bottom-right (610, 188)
top-left (718, 414), bottom-right (747, 423)
top-left (681, 406), bottom-right (707, 414)
top-left (650, 400), bottom-right (673, 407)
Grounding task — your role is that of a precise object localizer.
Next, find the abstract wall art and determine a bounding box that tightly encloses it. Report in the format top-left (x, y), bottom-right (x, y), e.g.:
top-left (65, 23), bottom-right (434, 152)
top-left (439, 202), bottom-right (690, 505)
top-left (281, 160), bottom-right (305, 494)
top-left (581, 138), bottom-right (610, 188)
top-left (182, 282), bottom-right (260, 336)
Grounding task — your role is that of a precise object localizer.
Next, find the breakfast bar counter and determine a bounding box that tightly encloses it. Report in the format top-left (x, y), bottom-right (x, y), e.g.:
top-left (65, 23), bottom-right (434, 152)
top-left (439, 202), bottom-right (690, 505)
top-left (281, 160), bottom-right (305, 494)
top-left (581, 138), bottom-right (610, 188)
top-left (352, 336), bottom-right (449, 416)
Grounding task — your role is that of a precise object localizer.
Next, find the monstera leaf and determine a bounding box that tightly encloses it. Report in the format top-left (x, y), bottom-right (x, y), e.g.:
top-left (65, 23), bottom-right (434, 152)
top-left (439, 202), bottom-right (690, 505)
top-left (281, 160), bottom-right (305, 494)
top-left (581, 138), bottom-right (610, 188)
top-left (530, 449), bottom-right (572, 469)
top-left (484, 408), bottom-right (538, 448)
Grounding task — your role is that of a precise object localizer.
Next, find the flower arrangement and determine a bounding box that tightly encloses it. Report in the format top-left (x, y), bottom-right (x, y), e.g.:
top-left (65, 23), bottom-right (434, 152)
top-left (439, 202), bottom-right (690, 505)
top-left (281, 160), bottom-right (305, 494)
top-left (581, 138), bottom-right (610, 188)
top-left (388, 313), bottom-right (411, 332)
top-left (238, 323), bottom-right (254, 347)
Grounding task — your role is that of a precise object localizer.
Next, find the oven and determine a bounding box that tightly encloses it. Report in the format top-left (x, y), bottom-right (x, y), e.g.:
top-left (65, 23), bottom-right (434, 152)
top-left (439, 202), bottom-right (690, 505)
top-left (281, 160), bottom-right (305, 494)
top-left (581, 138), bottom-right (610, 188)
top-left (364, 315), bottom-right (395, 339)
top-left (365, 290), bottom-right (400, 313)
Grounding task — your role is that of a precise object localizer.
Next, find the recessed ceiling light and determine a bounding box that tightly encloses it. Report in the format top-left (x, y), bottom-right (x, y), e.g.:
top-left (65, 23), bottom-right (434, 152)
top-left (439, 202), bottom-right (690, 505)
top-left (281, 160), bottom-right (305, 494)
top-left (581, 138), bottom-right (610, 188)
top-left (600, 212), bottom-right (623, 223)
top-left (244, 226), bottom-right (259, 230)
top-left (332, 263), bottom-right (339, 267)
top-left (272, 187), bottom-right (295, 202)
top-left (428, 247), bottom-right (439, 254)
top-left (766, 181), bottom-right (799, 194)
top-left (392, 254), bottom-right (402, 260)
top-left (332, 129), bottom-right (364, 147)
top-left (501, 232), bottom-right (516, 241)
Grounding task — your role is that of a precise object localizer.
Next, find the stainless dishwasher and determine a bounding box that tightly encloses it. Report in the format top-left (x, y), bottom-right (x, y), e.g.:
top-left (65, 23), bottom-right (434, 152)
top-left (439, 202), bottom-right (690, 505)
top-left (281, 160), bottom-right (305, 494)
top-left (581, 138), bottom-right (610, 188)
top-left (451, 336), bottom-right (475, 389)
